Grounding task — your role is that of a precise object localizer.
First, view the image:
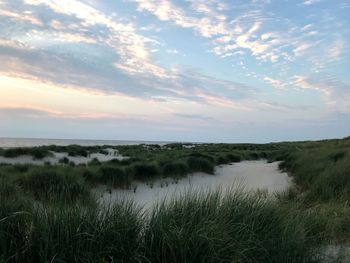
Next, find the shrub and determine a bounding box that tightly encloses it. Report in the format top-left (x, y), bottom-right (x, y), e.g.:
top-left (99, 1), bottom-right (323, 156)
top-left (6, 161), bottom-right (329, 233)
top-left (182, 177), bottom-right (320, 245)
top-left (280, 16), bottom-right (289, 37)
top-left (2, 147), bottom-right (50, 159)
top-left (329, 151), bottom-right (346, 162)
top-left (106, 158), bottom-right (121, 165)
top-left (162, 162), bottom-right (188, 177)
top-left (188, 152), bottom-right (215, 163)
top-left (248, 152), bottom-right (259, 160)
top-left (59, 157), bottom-right (69, 164)
top-left (187, 157), bottom-right (214, 174)
top-left (67, 145), bottom-right (88, 157)
top-left (3, 148), bottom-right (26, 158)
top-left (13, 164), bottom-right (30, 173)
top-left (31, 148), bottom-right (50, 160)
top-left (226, 153), bottom-right (241, 163)
top-left (88, 158), bottom-right (101, 166)
top-left (99, 166), bottom-right (131, 188)
top-left (216, 155), bottom-right (229, 165)
top-left (99, 149), bottom-right (109, 155)
top-left (18, 169), bottom-right (89, 203)
top-left (131, 162), bottom-right (160, 180)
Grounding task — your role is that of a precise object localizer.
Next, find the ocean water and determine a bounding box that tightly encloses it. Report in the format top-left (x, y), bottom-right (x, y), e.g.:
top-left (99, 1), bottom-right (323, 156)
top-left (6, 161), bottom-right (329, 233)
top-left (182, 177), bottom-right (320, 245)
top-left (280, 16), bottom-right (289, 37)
top-left (0, 137), bottom-right (172, 148)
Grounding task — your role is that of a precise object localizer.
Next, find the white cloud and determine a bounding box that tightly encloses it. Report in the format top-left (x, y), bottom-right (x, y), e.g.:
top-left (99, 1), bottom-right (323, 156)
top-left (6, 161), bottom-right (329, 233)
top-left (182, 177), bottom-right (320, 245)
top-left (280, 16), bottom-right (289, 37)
top-left (24, 0), bottom-right (168, 78)
top-left (327, 39), bottom-right (344, 60)
top-left (0, 9), bottom-right (43, 26)
top-left (293, 42), bottom-right (313, 57)
top-left (303, 0), bottom-right (322, 5)
top-left (133, 0), bottom-right (322, 64)
top-left (263, 76), bottom-right (284, 89)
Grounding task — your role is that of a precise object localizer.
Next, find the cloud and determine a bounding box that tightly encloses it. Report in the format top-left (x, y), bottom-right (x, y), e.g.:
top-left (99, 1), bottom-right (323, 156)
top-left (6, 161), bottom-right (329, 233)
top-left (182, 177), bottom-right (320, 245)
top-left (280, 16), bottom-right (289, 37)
top-left (0, 8), bottom-right (43, 25)
top-left (0, 104), bottom-right (156, 121)
top-left (133, 0), bottom-right (320, 64)
top-left (292, 75), bottom-right (350, 112)
top-left (0, 39), bottom-right (258, 108)
top-left (293, 42), bottom-right (313, 57)
top-left (327, 39), bottom-right (344, 60)
top-left (23, 0), bottom-right (167, 78)
top-left (303, 0), bottom-right (322, 5)
top-left (174, 113), bottom-right (214, 121)
top-left (1, 0), bottom-right (349, 126)
top-left (263, 76), bottom-right (285, 89)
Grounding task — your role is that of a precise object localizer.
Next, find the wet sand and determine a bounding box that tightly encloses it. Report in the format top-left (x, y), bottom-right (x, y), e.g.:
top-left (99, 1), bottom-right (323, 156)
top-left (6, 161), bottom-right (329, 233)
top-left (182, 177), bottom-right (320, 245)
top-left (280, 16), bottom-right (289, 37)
top-left (97, 160), bottom-right (291, 210)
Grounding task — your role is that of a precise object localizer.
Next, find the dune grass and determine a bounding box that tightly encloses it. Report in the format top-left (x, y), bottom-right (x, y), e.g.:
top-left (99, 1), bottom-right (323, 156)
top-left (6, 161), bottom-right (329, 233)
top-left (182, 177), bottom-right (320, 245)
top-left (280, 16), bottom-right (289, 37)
top-left (144, 190), bottom-right (324, 263)
top-left (0, 187), bottom-right (331, 263)
top-left (278, 138), bottom-right (350, 203)
top-left (1, 137), bottom-right (350, 262)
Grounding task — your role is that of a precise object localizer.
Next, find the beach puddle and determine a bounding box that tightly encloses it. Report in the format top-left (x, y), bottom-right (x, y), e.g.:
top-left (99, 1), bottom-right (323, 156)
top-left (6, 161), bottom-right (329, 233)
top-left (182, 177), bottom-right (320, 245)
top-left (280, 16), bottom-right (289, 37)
top-left (97, 160), bottom-right (292, 210)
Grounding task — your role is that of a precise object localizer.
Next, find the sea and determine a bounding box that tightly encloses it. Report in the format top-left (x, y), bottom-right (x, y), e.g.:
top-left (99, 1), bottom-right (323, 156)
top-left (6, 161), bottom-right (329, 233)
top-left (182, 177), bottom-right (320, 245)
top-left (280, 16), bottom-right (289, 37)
top-left (0, 137), bottom-right (174, 148)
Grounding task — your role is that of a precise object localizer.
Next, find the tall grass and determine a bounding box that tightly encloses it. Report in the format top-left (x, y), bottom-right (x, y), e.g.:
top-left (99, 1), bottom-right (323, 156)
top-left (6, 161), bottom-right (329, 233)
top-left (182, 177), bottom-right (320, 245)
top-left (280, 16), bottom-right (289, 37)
top-left (278, 141), bottom-right (350, 203)
top-left (144, 190), bottom-right (321, 263)
top-left (1, 147), bottom-right (51, 160)
top-left (28, 202), bottom-right (143, 263)
top-left (17, 168), bottom-right (90, 204)
top-left (131, 162), bottom-right (161, 180)
top-left (1, 138), bottom-right (350, 262)
top-left (99, 166), bottom-right (132, 189)
top-left (161, 162), bottom-right (188, 177)
top-left (0, 179), bottom-right (32, 263)
top-left (187, 156), bottom-right (215, 174)
top-left (1, 189), bottom-right (328, 263)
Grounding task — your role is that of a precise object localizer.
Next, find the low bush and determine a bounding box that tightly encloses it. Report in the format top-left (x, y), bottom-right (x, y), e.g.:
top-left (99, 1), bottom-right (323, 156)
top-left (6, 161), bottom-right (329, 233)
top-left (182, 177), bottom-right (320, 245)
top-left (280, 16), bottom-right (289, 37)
top-left (187, 157), bottom-right (214, 174)
top-left (18, 169), bottom-right (90, 203)
top-left (99, 166), bottom-right (131, 188)
top-left (59, 157), bottom-right (69, 164)
top-left (226, 153), bottom-right (241, 162)
top-left (2, 147), bottom-right (50, 159)
top-left (131, 162), bottom-right (161, 180)
top-left (3, 148), bottom-right (26, 158)
top-left (99, 149), bottom-right (109, 155)
top-left (162, 162), bottom-right (188, 177)
top-left (88, 158), bottom-right (101, 166)
top-left (67, 145), bottom-right (88, 157)
top-left (216, 155), bottom-right (229, 165)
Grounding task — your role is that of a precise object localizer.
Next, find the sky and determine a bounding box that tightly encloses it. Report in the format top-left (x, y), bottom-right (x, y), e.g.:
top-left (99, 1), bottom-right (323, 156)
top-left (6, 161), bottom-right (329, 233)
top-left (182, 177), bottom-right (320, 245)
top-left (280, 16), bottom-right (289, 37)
top-left (0, 0), bottom-right (349, 143)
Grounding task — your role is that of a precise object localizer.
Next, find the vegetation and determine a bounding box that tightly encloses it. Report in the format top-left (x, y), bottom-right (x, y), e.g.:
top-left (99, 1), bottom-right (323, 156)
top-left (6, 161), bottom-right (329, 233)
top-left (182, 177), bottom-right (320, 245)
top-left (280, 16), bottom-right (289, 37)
top-left (1, 137), bottom-right (350, 262)
top-left (0, 187), bottom-right (329, 263)
top-left (0, 147), bottom-right (51, 159)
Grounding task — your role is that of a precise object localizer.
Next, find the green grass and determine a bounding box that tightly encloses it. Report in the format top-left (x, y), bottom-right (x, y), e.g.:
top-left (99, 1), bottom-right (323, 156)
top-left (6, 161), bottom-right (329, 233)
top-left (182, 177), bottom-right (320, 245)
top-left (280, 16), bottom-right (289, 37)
top-left (0, 147), bottom-right (51, 160)
top-left (17, 168), bottom-right (90, 204)
top-left (1, 137), bottom-right (350, 262)
top-left (278, 139), bottom-right (350, 203)
top-left (161, 161), bottom-right (188, 177)
top-left (0, 179), bottom-right (32, 263)
top-left (0, 189), bottom-right (331, 263)
top-left (144, 190), bottom-right (323, 263)
top-left (99, 166), bottom-right (132, 189)
top-left (130, 162), bottom-right (161, 180)
top-left (187, 156), bottom-right (215, 174)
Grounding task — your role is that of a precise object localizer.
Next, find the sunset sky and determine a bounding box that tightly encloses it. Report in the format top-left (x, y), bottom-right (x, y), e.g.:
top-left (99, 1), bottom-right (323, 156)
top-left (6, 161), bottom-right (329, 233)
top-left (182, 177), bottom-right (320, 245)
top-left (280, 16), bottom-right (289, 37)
top-left (0, 0), bottom-right (349, 143)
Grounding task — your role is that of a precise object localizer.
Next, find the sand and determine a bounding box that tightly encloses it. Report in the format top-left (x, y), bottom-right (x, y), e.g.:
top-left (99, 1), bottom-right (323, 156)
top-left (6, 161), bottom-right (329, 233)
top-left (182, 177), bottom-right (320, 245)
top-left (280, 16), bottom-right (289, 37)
top-left (97, 160), bottom-right (291, 210)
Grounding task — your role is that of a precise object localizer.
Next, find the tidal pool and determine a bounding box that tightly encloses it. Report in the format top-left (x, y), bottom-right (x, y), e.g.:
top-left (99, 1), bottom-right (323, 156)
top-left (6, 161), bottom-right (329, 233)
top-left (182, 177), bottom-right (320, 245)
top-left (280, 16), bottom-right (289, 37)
top-left (97, 160), bottom-right (292, 210)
